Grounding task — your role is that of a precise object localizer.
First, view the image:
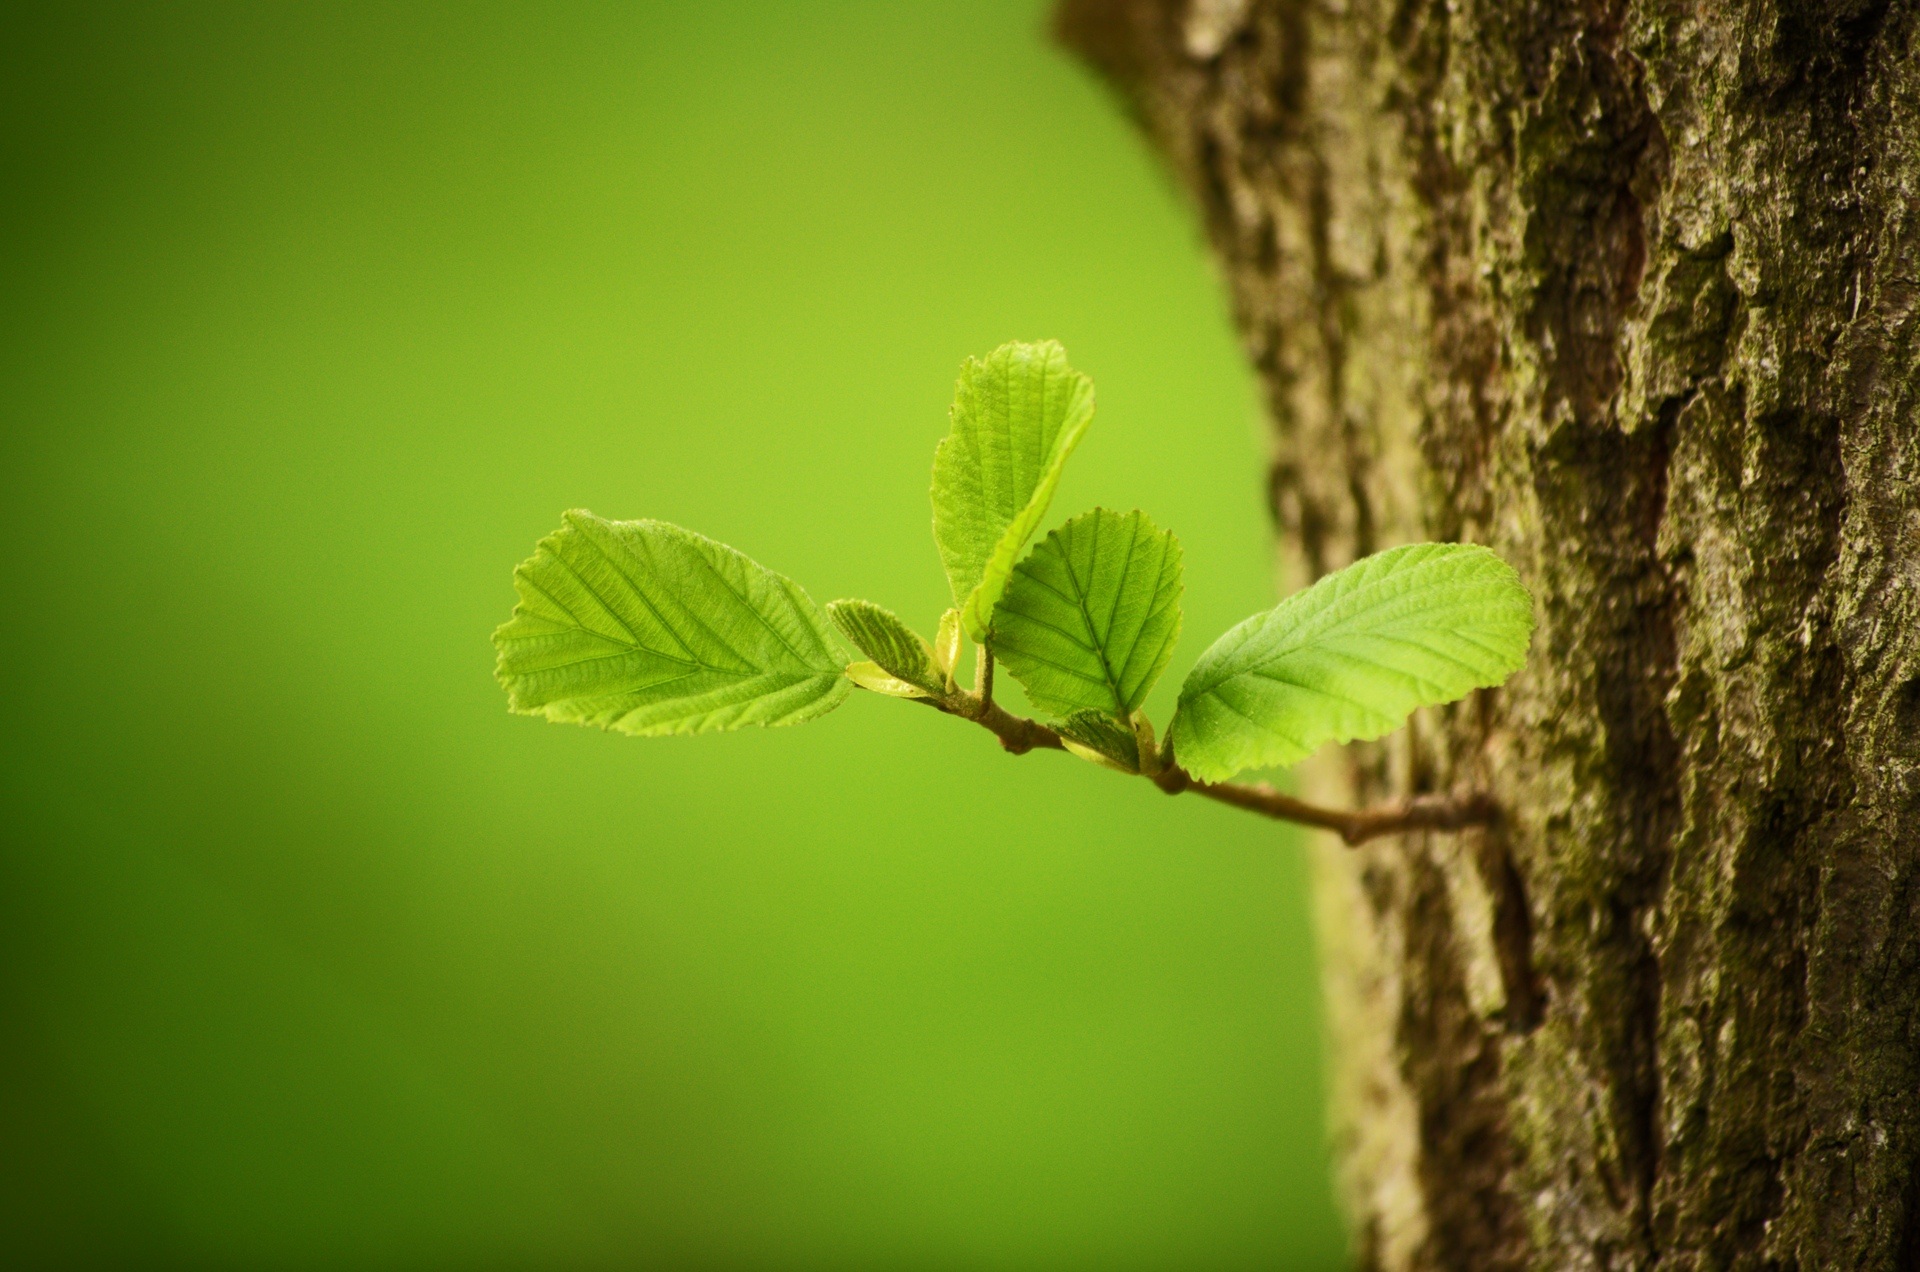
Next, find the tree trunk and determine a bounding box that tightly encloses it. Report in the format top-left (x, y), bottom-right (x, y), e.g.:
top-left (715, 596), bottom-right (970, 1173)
top-left (1056, 2), bottom-right (1920, 1268)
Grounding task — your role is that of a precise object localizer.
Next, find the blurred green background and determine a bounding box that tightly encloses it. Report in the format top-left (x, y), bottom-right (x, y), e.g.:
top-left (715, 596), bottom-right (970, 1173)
top-left (1, 3), bottom-right (1343, 1267)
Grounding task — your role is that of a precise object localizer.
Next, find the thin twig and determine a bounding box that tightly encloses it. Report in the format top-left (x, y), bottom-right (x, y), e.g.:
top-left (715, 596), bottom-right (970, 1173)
top-left (964, 695), bottom-right (1063, 755)
top-left (1182, 779), bottom-right (1499, 846)
top-left (940, 688), bottom-right (1495, 845)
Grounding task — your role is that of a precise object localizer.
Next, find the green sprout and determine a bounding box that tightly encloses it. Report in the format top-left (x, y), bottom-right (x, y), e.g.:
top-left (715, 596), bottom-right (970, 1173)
top-left (492, 341), bottom-right (1533, 844)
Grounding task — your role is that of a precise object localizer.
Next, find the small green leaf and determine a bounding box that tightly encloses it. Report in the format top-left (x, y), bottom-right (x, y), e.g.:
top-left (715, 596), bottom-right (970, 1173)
top-left (931, 340), bottom-right (1096, 641)
top-left (1055, 709), bottom-right (1141, 773)
top-left (1169, 543), bottom-right (1533, 781)
top-left (992, 508), bottom-right (1183, 720)
top-left (844, 661), bottom-right (931, 699)
top-left (827, 599), bottom-right (945, 696)
top-left (494, 511), bottom-right (850, 736)
top-left (933, 608), bottom-right (962, 681)
top-left (1126, 709), bottom-right (1161, 773)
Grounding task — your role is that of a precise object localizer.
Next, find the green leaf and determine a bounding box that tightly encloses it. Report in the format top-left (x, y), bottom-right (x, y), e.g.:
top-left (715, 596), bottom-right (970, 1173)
top-left (494, 511), bottom-right (851, 736)
top-left (992, 508), bottom-right (1183, 720)
top-left (931, 340), bottom-right (1096, 641)
top-left (844, 661), bottom-right (931, 699)
top-left (933, 608), bottom-right (962, 681)
top-left (1054, 709), bottom-right (1141, 773)
top-left (1168, 543), bottom-right (1534, 782)
top-left (826, 599), bottom-right (945, 696)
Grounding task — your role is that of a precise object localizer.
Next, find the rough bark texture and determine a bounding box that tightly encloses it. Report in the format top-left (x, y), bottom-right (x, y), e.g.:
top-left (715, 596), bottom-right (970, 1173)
top-left (1057, 2), bottom-right (1920, 1268)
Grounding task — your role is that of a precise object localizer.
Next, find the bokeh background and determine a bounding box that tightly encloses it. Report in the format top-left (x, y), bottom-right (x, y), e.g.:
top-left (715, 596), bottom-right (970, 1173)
top-left (1, 3), bottom-right (1345, 1266)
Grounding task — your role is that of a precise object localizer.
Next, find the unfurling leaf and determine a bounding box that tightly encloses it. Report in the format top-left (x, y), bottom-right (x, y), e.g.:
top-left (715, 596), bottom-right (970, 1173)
top-left (931, 340), bottom-right (1095, 641)
top-left (827, 599), bottom-right (945, 696)
top-left (1055, 710), bottom-right (1141, 773)
top-left (1168, 543), bottom-right (1533, 782)
top-left (494, 511), bottom-right (850, 735)
top-left (992, 508), bottom-right (1182, 721)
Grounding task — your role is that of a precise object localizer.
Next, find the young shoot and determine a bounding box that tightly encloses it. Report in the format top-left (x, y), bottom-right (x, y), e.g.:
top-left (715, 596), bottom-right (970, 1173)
top-left (492, 341), bottom-right (1533, 845)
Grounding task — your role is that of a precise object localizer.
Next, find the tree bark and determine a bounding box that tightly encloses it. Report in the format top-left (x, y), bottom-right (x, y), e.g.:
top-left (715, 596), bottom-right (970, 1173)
top-left (1056, 2), bottom-right (1920, 1268)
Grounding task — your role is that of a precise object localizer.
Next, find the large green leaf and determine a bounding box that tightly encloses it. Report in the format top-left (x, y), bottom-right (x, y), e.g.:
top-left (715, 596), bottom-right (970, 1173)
top-left (931, 340), bottom-right (1095, 640)
top-left (494, 511), bottom-right (850, 735)
top-left (1169, 543), bottom-right (1533, 781)
top-left (992, 508), bottom-right (1183, 720)
top-left (826, 599), bottom-right (945, 696)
